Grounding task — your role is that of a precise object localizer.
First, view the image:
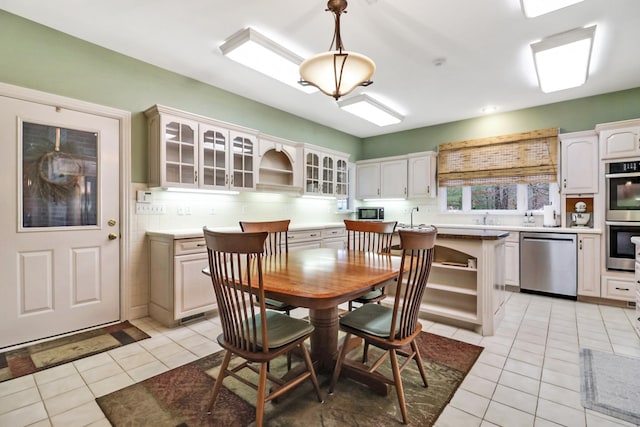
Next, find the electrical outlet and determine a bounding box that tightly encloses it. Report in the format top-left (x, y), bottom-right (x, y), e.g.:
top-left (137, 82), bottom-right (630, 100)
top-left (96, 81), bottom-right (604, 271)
top-left (208, 207), bottom-right (216, 215)
top-left (184, 206), bottom-right (192, 215)
top-left (177, 206), bottom-right (184, 215)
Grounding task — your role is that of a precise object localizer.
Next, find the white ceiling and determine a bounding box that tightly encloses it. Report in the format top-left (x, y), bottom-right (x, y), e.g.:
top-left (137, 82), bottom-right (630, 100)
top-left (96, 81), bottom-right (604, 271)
top-left (2, 0), bottom-right (640, 138)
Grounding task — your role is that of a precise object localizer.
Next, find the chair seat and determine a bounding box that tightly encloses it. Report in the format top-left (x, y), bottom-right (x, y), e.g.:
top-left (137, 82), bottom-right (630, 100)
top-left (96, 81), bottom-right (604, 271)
top-left (339, 303), bottom-right (397, 338)
top-left (248, 311), bottom-right (314, 349)
top-left (353, 288), bottom-right (384, 302)
top-left (263, 297), bottom-right (295, 311)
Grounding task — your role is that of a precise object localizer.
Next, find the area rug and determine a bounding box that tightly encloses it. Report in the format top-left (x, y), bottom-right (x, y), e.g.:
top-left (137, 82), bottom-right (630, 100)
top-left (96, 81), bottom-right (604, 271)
top-left (97, 331), bottom-right (483, 426)
top-left (580, 348), bottom-right (640, 425)
top-left (0, 321), bottom-right (150, 383)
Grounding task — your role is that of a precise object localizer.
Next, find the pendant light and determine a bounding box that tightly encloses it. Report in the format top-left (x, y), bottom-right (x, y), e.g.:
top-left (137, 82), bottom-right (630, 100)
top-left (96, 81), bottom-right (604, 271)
top-left (299, 0), bottom-right (375, 100)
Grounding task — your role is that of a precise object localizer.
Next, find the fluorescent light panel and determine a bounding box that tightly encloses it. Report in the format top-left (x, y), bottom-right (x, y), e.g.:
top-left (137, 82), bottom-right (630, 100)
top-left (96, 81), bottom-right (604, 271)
top-left (220, 27), bottom-right (316, 94)
top-left (337, 94), bottom-right (403, 126)
top-left (521, 0), bottom-right (584, 18)
top-left (531, 25), bottom-right (596, 93)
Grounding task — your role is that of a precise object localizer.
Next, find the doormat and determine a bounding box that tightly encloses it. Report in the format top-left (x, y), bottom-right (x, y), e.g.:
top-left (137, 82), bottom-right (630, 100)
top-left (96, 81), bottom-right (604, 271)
top-left (96, 331), bottom-right (483, 426)
top-left (580, 348), bottom-right (640, 425)
top-left (0, 321), bottom-right (150, 383)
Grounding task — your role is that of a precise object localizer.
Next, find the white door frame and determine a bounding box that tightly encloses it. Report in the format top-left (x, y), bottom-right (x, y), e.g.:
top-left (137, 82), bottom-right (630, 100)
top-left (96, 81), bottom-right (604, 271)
top-left (0, 82), bottom-right (132, 322)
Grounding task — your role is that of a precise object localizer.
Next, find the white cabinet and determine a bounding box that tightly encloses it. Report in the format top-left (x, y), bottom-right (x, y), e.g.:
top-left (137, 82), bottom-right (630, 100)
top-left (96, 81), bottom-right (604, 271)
top-left (560, 131), bottom-right (598, 194)
top-left (286, 226), bottom-right (346, 251)
top-left (257, 135), bottom-right (302, 192)
top-left (148, 234), bottom-right (216, 327)
top-left (577, 234), bottom-right (601, 297)
top-left (407, 152), bottom-right (437, 198)
top-left (146, 105), bottom-right (257, 191)
top-left (597, 119), bottom-right (640, 160)
top-left (504, 232), bottom-right (519, 288)
top-left (601, 275), bottom-right (635, 302)
top-left (304, 147), bottom-right (350, 197)
top-left (356, 156), bottom-right (408, 199)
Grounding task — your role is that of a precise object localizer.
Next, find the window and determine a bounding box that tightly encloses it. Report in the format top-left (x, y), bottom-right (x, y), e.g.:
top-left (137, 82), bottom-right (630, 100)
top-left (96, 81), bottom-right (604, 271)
top-left (443, 182), bottom-right (558, 213)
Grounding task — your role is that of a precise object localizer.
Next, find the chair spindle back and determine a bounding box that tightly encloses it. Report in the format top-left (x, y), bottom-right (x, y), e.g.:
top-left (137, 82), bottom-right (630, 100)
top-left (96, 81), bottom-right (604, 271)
top-left (344, 219), bottom-right (397, 253)
top-left (239, 220), bottom-right (290, 255)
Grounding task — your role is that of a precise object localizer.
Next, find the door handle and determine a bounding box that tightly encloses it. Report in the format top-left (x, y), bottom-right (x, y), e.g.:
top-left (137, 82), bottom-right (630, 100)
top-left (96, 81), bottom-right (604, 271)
top-left (108, 233), bottom-right (118, 240)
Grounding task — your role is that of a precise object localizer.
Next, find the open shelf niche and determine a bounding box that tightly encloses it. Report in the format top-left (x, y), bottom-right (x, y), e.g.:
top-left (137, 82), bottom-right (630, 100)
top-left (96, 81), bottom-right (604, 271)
top-left (256, 148), bottom-right (301, 193)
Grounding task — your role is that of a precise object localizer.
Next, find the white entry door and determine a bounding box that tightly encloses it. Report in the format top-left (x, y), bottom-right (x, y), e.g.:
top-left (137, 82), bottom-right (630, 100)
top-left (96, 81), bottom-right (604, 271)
top-left (0, 96), bottom-right (121, 349)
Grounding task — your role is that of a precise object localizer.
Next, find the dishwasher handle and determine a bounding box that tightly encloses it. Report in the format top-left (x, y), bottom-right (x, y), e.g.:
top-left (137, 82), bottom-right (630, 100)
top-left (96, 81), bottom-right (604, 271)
top-left (521, 236), bottom-right (576, 243)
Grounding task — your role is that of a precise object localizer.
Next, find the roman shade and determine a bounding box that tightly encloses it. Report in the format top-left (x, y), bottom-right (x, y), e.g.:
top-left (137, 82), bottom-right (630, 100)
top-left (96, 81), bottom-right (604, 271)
top-left (437, 128), bottom-right (559, 188)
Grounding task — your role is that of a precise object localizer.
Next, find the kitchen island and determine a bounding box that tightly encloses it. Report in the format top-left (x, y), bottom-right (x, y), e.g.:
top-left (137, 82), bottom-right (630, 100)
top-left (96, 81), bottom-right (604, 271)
top-left (393, 227), bottom-right (508, 336)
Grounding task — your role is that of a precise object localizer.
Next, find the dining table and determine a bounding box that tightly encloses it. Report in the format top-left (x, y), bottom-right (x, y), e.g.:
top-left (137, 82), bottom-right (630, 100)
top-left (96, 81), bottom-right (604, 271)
top-left (257, 247), bottom-right (404, 373)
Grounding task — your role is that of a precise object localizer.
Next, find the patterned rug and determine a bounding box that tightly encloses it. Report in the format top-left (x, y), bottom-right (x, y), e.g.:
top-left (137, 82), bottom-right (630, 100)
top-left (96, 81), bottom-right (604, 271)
top-left (580, 348), bottom-right (640, 425)
top-left (97, 331), bottom-right (483, 426)
top-left (0, 321), bottom-right (150, 383)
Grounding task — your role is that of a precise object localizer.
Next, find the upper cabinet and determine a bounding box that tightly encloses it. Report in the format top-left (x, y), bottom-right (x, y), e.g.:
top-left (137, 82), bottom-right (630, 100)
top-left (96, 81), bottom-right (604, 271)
top-left (257, 134), bottom-right (303, 193)
top-left (356, 151), bottom-right (437, 200)
top-left (407, 151), bottom-right (437, 198)
top-left (304, 146), bottom-right (350, 198)
top-left (560, 130), bottom-right (598, 194)
top-left (146, 105), bottom-right (257, 191)
top-left (356, 156), bottom-right (407, 199)
top-left (597, 118), bottom-right (640, 160)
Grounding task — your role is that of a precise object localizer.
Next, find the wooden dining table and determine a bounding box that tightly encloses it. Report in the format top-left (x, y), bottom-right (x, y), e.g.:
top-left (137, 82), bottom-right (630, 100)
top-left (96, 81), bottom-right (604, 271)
top-left (256, 247), bottom-right (404, 372)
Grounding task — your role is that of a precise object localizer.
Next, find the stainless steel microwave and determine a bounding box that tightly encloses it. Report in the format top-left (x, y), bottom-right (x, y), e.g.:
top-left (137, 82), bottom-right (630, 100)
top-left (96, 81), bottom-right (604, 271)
top-left (357, 207), bottom-right (384, 220)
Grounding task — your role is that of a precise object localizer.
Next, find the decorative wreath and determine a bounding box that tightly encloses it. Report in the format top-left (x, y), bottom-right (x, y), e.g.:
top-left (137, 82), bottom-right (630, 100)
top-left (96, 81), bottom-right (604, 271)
top-left (25, 128), bottom-right (82, 203)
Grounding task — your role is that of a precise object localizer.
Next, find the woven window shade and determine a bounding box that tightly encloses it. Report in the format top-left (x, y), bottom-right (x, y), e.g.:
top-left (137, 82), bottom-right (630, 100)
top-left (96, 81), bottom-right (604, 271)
top-left (437, 128), bottom-right (559, 188)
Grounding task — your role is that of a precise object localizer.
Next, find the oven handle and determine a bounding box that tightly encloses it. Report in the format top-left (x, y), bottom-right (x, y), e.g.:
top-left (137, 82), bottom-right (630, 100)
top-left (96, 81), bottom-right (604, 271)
top-left (605, 221), bottom-right (640, 226)
top-left (605, 172), bottom-right (640, 178)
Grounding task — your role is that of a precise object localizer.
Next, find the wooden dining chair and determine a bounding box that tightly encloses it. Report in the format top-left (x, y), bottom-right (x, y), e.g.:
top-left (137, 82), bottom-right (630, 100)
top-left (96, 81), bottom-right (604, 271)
top-left (239, 220), bottom-right (296, 316)
top-left (329, 227), bottom-right (437, 425)
top-left (343, 219), bottom-right (398, 311)
top-left (203, 228), bottom-right (323, 427)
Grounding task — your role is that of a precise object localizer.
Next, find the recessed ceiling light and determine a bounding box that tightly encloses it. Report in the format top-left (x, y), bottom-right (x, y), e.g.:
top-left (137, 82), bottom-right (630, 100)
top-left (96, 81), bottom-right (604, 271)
top-left (531, 25), bottom-right (596, 93)
top-left (337, 94), bottom-right (404, 126)
top-left (220, 27), bottom-right (317, 94)
top-left (481, 106), bottom-right (498, 114)
top-left (521, 0), bottom-right (584, 18)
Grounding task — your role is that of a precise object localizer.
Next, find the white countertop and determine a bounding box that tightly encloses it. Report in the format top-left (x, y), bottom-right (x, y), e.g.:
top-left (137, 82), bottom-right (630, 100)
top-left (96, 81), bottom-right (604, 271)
top-left (431, 223), bottom-right (602, 234)
top-left (146, 222), bottom-right (346, 239)
top-left (631, 237), bottom-right (640, 245)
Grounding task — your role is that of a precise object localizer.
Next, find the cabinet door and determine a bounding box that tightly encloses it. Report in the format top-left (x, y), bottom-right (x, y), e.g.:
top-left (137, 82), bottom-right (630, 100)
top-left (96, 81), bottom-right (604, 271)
top-left (335, 157), bottom-right (349, 198)
top-left (380, 159), bottom-right (407, 199)
top-left (174, 253), bottom-right (216, 319)
top-left (356, 163), bottom-right (381, 199)
top-left (321, 155), bottom-right (335, 195)
top-left (200, 124), bottom-right (229, 190)
top-left (229, 131), bottom-right (256, 191)
top-left (304, 151), bottom-right (321, 194)
top-left (408, 154), bottom-right (436, 198)
top-left (161, 115), bottom-right (199, 188)
top-left (504, 240), bottom-right (520, 287)
top-left (601, 127), bottom-right (640, 159)
top-left (578, 234), bottom-right (600, 297)
top-left (561, 134), bottom-right (598, 193)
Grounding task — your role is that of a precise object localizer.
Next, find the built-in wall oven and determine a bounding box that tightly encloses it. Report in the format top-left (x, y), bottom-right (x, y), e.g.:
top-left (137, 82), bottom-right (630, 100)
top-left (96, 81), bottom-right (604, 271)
top-left (605, 160), bottom-right (640, 271)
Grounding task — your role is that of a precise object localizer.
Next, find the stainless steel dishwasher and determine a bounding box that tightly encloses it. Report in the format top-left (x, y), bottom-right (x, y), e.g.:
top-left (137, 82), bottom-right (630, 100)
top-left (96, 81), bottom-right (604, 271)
top-left (520, 232), bottom-right (577, 298)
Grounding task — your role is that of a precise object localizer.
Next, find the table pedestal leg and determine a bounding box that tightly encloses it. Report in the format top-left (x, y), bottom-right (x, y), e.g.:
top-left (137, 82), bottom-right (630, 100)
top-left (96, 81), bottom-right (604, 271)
top-left (309, 306), bottom-right (338, 372)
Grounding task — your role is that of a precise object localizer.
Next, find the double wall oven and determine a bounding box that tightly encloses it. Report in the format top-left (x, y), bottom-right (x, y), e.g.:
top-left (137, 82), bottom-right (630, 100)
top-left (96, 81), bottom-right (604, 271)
top-left (605, 160), bottom-right (640, 271)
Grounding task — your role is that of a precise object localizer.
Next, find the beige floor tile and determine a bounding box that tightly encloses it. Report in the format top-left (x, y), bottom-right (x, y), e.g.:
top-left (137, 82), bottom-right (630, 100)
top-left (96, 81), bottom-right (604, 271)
top-left (477, 352), bottom-right (507, 369)
top-left (43, 386), bottom-right (95, 417)
top-left (127, 360), bottom-right (169, 382)
top-left (49, 400), bottom-right (105, 427)
top-left (435, 405), bottom-right (482, 427)
top-left (585, 409), bottom-right (637, 427)
top-left (538, 382), bottom-right (582, 411)
top-left (449, 388), bottom-right (490, 418)
top-left (540, 368), bottom-right (581, 392)
top-left (498, 370), bottom-right (540, 396)
top-left (33, 363), bottom-right (77, 386)
top-left (460, 374), bottom-right (497, 399)
top-left (536, 398), bottom-right (586, 427)
top-left (534, 418), bottom-right (563, 427)
top-left (87, 371), bottom-right (134, 398)
top-left (542, 357), bottom-right (580, 377)
top-left (469, 362), bottom-right (502, 383)
top-left (159, 348), bottom-right (199, 369)
top-left (37, 372), bottom-right (85, 400)
top-left (0, 386), bottom-right (41, 415)
top-left (0, 401), bottom-right (48, 426)
top-left (491, 384), bottom-right (538, 415)
top-left (503, 358), bottom-right (542, 380)
top-left (73, 352), bottom-right (113, 373)
top-left (79, 360), bottom-right (125, 384)
top-left (114, 349), bottom-right (157, 371)
top-left (0, 375), bottom-right (35, 398)
top-left (508, 348), bottom-right (544, 367)
top-left (484, 401), bottom-right (535, 427)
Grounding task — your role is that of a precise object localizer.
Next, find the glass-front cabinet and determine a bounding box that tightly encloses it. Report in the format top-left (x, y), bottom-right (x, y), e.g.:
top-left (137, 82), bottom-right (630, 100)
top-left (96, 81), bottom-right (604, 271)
top-left (304, 147), bottom-right (349, 197)
top-left (146, 105), bottom-right (257, 191)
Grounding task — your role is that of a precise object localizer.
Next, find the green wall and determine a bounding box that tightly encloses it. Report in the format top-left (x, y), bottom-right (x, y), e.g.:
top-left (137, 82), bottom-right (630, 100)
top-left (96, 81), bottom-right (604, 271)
top-left (362, 87), bottom-right (640, 159)
top-left (0, 11), bottom-right (362, 183)
top-left (2, 10), bottom-right (640, 182)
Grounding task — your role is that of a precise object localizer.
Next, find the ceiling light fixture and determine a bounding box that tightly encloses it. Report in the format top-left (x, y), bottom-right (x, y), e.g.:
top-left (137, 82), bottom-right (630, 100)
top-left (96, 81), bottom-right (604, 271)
top-left (299, 0), bottom-right (375, 100)
top-left (521, 0), bottom-right (584, 18)
top-left (220, 27), bottom-right (316, 94)
top-left (531, 25), bottom-right (596, 93)
top-left (337, 94), bottom-right (403, 126)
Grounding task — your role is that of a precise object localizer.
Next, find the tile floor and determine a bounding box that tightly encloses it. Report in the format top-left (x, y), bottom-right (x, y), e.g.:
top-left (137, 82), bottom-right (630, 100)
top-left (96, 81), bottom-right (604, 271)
top-left (0, 292), bottom-right (638, 427)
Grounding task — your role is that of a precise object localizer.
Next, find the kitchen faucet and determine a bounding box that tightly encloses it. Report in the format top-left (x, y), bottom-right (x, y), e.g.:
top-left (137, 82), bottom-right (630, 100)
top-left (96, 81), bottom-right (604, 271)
top-left (410, 206), bottom-right (419, 229)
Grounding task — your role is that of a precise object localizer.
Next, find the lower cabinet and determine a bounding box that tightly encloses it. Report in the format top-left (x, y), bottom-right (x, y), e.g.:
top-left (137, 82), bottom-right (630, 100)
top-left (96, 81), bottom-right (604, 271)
top-left (600, 274), bottom-right (635, 301)
top-left (504, 232), bottom-right (519, 288)
top-left (578, 234), bottom-right (601, 297)
top-left (287, 226), bottom-right (346, 251)
top-left (149, 235), bottom-right (216, 327)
